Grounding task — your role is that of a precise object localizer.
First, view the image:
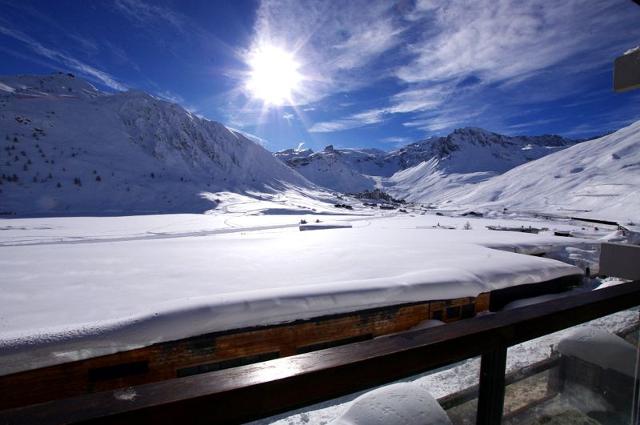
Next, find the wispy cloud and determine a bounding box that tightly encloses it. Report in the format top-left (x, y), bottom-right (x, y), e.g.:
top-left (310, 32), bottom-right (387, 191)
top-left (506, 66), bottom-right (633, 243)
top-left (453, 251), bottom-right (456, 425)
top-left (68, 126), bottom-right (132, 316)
top-left (309, 107), bottom-right (389, 133)
top-left (0, 24), bottom-right (125, 90)
top-left (397, 1), bottom-right (637, 85)
top-left (308, 84), bottom-right (451, 133)
top-left (226, 126), bottom-right (269, 147)
top-left (263, 0), bottom-right (640, 136)
top-left (250, 0), bottom-right (407, 105)
top-left (113, 0), bottom-right (185, 31)
top-left (282, 112), bottom-right (294, 122)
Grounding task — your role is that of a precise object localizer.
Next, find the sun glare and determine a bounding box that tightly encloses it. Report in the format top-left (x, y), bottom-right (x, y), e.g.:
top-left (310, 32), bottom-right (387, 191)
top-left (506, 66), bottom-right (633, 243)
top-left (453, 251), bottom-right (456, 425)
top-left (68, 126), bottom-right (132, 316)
top-left (246, 44), bottom-right (302, 106)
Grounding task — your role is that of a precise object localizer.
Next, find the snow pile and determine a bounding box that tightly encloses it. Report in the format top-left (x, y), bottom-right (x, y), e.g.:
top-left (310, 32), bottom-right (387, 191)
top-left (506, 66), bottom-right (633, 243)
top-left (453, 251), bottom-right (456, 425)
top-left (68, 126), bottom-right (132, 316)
top-left (556, 328), bottom-right (637, 377)
top-left (0, 73), bottom-right (316, 216)
top-left (0, 224), bottom-right (583, 375)
top-left (329, 383), bottom-right (452, 425)
top-left (557, 327), bottom-right (637, 378)
top-left (450, 120), bottom-right (640, 223)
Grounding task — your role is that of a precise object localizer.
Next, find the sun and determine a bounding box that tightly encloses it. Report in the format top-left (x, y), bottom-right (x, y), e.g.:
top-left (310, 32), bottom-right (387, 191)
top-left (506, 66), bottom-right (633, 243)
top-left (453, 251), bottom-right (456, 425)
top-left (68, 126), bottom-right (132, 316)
top-left (245, 44), bottom-right (302, 106)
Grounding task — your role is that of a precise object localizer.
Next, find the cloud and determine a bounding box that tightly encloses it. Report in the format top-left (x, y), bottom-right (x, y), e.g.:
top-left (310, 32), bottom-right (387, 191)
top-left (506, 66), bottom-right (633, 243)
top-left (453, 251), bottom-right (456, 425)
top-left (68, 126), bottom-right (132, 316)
top-left (309, 107), bottom-right (388, 133)
top-left (308, 84), bottom-right (451, 133)
top-left (113, 0), bottom-right (185, 31)
top-left (396, 1), bottom-right (639, 86)
top-left (155, 90), bottom-right (185, 104)
top-left (250, 0), bottom-right (407, 105)
top-left (0, 24), bottom-right (126, 90)
top-left (302, 0), bottom-right (640, 135)
top-left (380, 136), bottom-right (412, 147)
top-left (226, 126), bottom-right (269, 147)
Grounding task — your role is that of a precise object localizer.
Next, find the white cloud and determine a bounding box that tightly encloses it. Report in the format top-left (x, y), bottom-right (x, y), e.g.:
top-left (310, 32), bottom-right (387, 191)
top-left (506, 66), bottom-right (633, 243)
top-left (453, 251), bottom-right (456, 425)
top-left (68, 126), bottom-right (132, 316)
top-left (226, 126), bottom-right (269, 147)
top-left (396, 1), bottom-right (639, 86)
top-left (309, 107), bottom-right (388, 133)
top-left (380, 136), bottom-right (412, 147)
top-left (304, 0), bottom-right (640, 134)
top-left (0, 24), bottom-right (125, 91)
top-left (250, 0), bottom-right (406, 105)
top-left (113, 0), bottom-right (185, 31)
top-left (307, 84), bottom-right (450, 133)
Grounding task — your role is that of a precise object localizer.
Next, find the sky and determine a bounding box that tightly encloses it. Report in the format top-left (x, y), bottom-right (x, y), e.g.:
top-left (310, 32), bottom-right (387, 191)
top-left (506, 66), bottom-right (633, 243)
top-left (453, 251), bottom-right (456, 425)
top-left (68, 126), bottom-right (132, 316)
top-left (1, 0), bottom-right (640, 152)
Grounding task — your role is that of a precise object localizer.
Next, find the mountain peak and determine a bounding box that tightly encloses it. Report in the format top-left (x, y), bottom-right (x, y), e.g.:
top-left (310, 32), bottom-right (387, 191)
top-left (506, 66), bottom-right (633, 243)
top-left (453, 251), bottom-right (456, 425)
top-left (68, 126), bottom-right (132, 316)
top-left (452, 127), bottom-right (493, 135)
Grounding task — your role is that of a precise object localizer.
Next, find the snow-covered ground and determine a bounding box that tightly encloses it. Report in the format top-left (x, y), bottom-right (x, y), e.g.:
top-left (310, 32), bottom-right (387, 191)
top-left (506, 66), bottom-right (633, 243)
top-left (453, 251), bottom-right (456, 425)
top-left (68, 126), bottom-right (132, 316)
top-left (0, 206), bottom-right (616, 376)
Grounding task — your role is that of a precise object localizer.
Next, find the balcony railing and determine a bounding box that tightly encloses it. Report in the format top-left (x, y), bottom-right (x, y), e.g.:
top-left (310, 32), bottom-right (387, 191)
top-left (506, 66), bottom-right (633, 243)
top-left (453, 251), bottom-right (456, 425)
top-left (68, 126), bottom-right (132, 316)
top-left (1, 279), bottom-right (638, 425)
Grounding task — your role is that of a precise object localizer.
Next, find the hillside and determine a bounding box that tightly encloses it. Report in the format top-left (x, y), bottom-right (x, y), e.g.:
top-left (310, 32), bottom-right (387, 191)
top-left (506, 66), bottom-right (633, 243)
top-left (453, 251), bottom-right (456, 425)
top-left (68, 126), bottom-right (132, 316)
top-left (0, 74), bottom-right (313, 216)
top-left (275, 145), bottom-right (393, 193)
top-left (449, 120), bottom-right (640, 222)
top-left (276, 128), bottom-right (577, 197)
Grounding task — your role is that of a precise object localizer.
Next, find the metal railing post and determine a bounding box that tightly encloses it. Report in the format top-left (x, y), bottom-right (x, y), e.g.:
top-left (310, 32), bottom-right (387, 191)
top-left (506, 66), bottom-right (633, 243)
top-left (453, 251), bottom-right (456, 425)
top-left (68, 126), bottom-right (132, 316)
top-left (476, 345), bottom-right (507, 425)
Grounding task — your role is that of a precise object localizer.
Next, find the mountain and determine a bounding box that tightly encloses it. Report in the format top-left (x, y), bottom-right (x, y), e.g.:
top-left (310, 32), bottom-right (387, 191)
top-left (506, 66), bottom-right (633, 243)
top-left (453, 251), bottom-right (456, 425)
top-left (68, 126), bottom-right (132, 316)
top-left (448, 120), bottom-right (640, 222)
top-left (383, 128), bottom-right (578, 202)
top-left (0, 73), bottom-right (312, 216)
top-left (275, 128), bottom-right (578, 197)
top-left (274, 145), bottom-right (394, 193)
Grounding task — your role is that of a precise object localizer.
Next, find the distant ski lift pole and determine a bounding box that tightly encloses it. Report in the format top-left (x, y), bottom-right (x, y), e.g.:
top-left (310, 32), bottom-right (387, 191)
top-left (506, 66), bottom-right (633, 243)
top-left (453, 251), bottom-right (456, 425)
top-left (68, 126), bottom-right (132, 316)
top-left (614, 47), bottom-right (640, 92)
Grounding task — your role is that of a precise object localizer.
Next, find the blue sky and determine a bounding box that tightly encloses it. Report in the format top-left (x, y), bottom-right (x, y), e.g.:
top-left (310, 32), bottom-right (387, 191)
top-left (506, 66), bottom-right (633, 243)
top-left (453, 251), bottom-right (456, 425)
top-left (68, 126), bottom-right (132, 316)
top-left (1, 0), bottom-right (640, 152)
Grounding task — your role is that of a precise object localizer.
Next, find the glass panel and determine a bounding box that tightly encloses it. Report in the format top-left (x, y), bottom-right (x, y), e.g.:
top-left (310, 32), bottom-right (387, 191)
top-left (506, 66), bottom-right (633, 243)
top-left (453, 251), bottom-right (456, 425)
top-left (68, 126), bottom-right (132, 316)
top-left (503, 308), bottom-right (640, 424)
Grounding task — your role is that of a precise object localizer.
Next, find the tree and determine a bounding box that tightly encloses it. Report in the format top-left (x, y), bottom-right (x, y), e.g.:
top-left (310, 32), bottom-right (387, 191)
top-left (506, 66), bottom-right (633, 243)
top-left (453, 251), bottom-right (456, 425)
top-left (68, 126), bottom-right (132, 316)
top-left (463, 221), bottom-right (472, 230)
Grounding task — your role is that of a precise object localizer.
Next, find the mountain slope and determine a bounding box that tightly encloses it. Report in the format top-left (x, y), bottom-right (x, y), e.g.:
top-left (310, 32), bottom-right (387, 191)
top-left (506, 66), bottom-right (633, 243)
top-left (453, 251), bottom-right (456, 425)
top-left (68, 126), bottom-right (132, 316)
top-left (276, 128), bottom-right (577, 197)
top-left (275, 145), bottom-right (394, 193)
top-left (451, 120), bottom-right (640, 222)
top-left (383, 128), bottom-right (578, 202)
top-left (0, 73), bottom-right (312, 216)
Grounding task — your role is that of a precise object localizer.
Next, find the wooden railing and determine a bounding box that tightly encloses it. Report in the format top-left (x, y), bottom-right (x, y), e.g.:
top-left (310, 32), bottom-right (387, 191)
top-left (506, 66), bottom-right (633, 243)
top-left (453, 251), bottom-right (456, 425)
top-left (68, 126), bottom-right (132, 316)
top-left (1, 281), bottom-right (639, 425)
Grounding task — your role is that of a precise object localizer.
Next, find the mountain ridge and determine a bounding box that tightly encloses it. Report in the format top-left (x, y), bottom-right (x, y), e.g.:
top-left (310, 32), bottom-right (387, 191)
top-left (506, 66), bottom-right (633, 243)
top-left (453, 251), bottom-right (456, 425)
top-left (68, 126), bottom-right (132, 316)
top-left (0, 73), bottom-right (314, 216)
top-left (275, 127), bottom-right (580, 196)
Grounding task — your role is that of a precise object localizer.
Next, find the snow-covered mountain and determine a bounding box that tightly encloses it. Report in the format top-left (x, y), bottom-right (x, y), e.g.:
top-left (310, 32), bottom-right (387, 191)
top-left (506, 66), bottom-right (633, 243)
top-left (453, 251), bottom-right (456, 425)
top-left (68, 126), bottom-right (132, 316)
top-left (275, 128), bottom-right (577, 197)
top-left (449, 120), bottom-right (640, 222)
top-left (275, 145), bottom-right (394, 193)
top-left (384, 128), bottom-right (578, 202)
top-left (0, 73), bottom-right (312, 216)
